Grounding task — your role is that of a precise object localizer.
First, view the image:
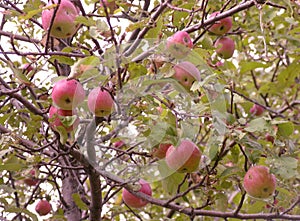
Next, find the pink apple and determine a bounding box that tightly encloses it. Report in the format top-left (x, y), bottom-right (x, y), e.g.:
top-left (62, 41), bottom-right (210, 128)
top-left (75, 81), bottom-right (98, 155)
top-left (122, 179), bottom-right (152, 208)
top-left (24, 169), bottom-right (39, 186)
top-left (172, 61), bottom-right (201, 90)
top-left (214, 37), bottom-right (235, 59)
top-left (243, 165), bottom-right (276, 199)
top-left (114, 140), bottom-right (125, 149)
top-left (166, 31), bottom-right (193, 59)
top-left (100, 0), bottom-right (117, 13)
top-left (49, 105), bottom-right (79, 132)
top-left (208, 11), bottom-right (232, 35)
top-left (51, 79), bottom-right (85, 110)
top-left (87, 87), bottom-right (114, 117)
top-left (250, 104), bottom-right (265, 116)
top-left (42, 0), bottom-right (79, 38)
top-left (152, 143), bottom-right (172, 159)
top-left (35, 200), bottom-right (52, 216)
top-left (166, 139), bottom-right (201, 173)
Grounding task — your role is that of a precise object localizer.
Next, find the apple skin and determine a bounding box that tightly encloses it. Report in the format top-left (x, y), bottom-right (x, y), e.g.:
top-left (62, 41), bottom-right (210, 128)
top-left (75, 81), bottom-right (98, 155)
top-left (24, 169), bottom-right (39, 186)
top-left (122, 179), bottom-right (152, 208)
top-left (42, 0), bottom-right (79, 38)
top-left (166, 31), bottom-right (193, 59)
top-left (172, 61), bottom-right (201, 90)
top-left (35, 200), bottom-right (52, 216)
top-left (208, 11), bottom-right (232, 35)
top-left (165, 139), bottom-right (201, 173)
top-left (243, 165), bottom-right (276, 199)
top-left (51, 79), bottom-right (85, 110)
top-left (250, 104), bottom-right (265, 116)
top-left (152, 143), bottom-right (172, 159)
top-left (87, 87), bottom-right (114, 117)
top-left (49, 106), bottom-right (79, 132)
top-left (265, 133), bottom-right (275, 143)
top-left (214, 37), bottom-right (235, 59)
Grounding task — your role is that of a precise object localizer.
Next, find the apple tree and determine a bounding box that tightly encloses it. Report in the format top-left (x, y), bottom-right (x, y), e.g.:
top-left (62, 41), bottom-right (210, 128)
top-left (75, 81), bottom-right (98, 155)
top-left (0, 0), bottom-right (299, 220)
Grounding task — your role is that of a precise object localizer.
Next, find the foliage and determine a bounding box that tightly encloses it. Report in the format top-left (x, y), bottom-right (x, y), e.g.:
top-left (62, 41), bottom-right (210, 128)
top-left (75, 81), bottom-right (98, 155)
top-left (0, 0), bottom-right (299, 220)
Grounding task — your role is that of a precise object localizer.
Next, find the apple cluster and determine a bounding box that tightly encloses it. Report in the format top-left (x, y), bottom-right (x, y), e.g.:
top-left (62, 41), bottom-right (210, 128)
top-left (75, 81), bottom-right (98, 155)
top-left (208, 11), bottom-right (235, 60)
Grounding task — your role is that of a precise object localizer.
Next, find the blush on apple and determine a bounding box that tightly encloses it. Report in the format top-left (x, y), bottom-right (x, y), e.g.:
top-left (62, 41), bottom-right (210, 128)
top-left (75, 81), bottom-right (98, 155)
top-left (243, 165), bottom-right (276, 199)
top-left (172, 61), bottom-right (201, 90)
top-left (35, 200), bottom-right (52, 216)
top-left (48, 105), bottom-right (79, 132)
top-left (208, 11), bottom-right (232, 35)
top-left (51, 79), bottom-right (85, 110)
top-left (42, 0), bottom-right (79, 38)
top-left (166, 31), bottom-right (193, 59)
top-left (122, 179), bottom-right (152, 208)
top-left (87, 87), bottom-right (114, 117)
top-left (250, 104), bottom-right (265, 116)
top-left (214, 36), bottom-right (235, 59)
top-left (165, 139), bottom-right (201, 173)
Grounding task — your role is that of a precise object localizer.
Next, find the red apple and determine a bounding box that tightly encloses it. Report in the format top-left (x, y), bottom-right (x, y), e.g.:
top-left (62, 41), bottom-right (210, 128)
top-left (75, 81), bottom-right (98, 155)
top-left (87, 87), bottom-right (114, 117)
top-left (172, 61), bottom-right (201, 90)
top-left (165, 139), bottom-right (201, 173)
top-left (122, 179), bottom-right (152, 208)
top-left (214, 37), bottom-right (235, 59)
top-left (35, 200), bottom-right (52, 216)
top-left (51, 79), bottom-right (85, 110)
top-left (49, 105), bottom-right (79, 132)
top-left (24, 169), bottom-right (39, 186)
top-left (42, 0), bottom-right (79, 38)
top-left (166, 31), bottom-right (193, 59)
top-left (243, 165), bottom-right (276, 199)
top-left (208, 11), bottom-right (232, 35)
top-left (250, 104), bottom-right (265, 116)
top-left (265, 133), bottom-right (275, 143)
top-left (152, 143), bottom-right (172, 159)
top-left (114, 140), bottom-right (125, 149)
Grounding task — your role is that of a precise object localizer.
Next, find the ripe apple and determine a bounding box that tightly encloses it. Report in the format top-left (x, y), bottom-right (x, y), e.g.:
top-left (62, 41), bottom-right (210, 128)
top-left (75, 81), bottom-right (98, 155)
top-left (24, 169), bottom-right (39, 186)
top-left (165, 139), bottom-right (201, 173)
top-left (250, 104), bottom-right (265, 116)
top-left (265, 133), bottom-right (275, 143)
top-left (51, 79), bottom-right (85, 110)
top-left (208, 11), bottom-right (232, 35)
top-left (243, 165), bottom-right (276, 199)
top-left (49, 105), bottom-right (79, 132)
top-left (122, 179), bottom-right (152, 208)
top-left (42, 0), bottom-right (79, 38)
top-left (100, 0), bottom-right (117, 13)
top-left (152, 143), bottom-right (172, 159)
top-left (214, 37), bottom-right (235, 59)
top-left (172, 61), bottom-right (201, 90)
top-left (166, 31), bottom-right (193, 59)
top-left (35, 200), bottom-right (52, 216)
top-left (114, 140), bottom-right (126, 149)
top-left (87, 87), bottom-right (114, 117)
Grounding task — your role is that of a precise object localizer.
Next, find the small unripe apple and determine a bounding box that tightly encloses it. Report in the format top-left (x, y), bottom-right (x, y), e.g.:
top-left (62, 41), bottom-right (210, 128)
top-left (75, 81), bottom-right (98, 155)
top-left (243, 165), bottom-right (276, 199)
top-left (49, 106), bottom-right (79, 132)
top-left (214, 37), bottom-right (235, 59)
top-left (24, 169), bottom-right (39, 186)
top-left (208, 11), bottom-right (232, 35)
top-left (172, 61), bottom-right (201, 90)
top-left (250, 104), bottom-right (265, 116)
top-left (35, 200), bottom-right (52, 216)
top-left (166, 139), bottom-right (201, 173)
top-left (152, 143), bottom-right (172, 159)
top-left (166, 31), bottom-right (193, 59)
top-left (87, 87), bottom-right (114, 117)
top-left (122, 179), bottom-right (152, 208)
top-left (42, 0), bottom-right (79, 38)
top-left (51, 79), bottom-right (85, 110)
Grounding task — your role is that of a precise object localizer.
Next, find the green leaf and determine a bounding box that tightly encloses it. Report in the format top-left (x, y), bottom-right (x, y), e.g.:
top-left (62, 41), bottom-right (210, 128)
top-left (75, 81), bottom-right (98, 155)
top-left (5, 206), bottom-right (38, 221)
top-left (244, 118), bottom-right (268, 133)
top-left (72, 193), bottom-right (89, 210)
top-left (277, 121), bottom-right (294, 137)
top-left (239, 61), bottom-right (269, 74)
top-left (268, 156), bottom-right (298, 179)
top-left (0, 163), bottom-right (24, 172)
